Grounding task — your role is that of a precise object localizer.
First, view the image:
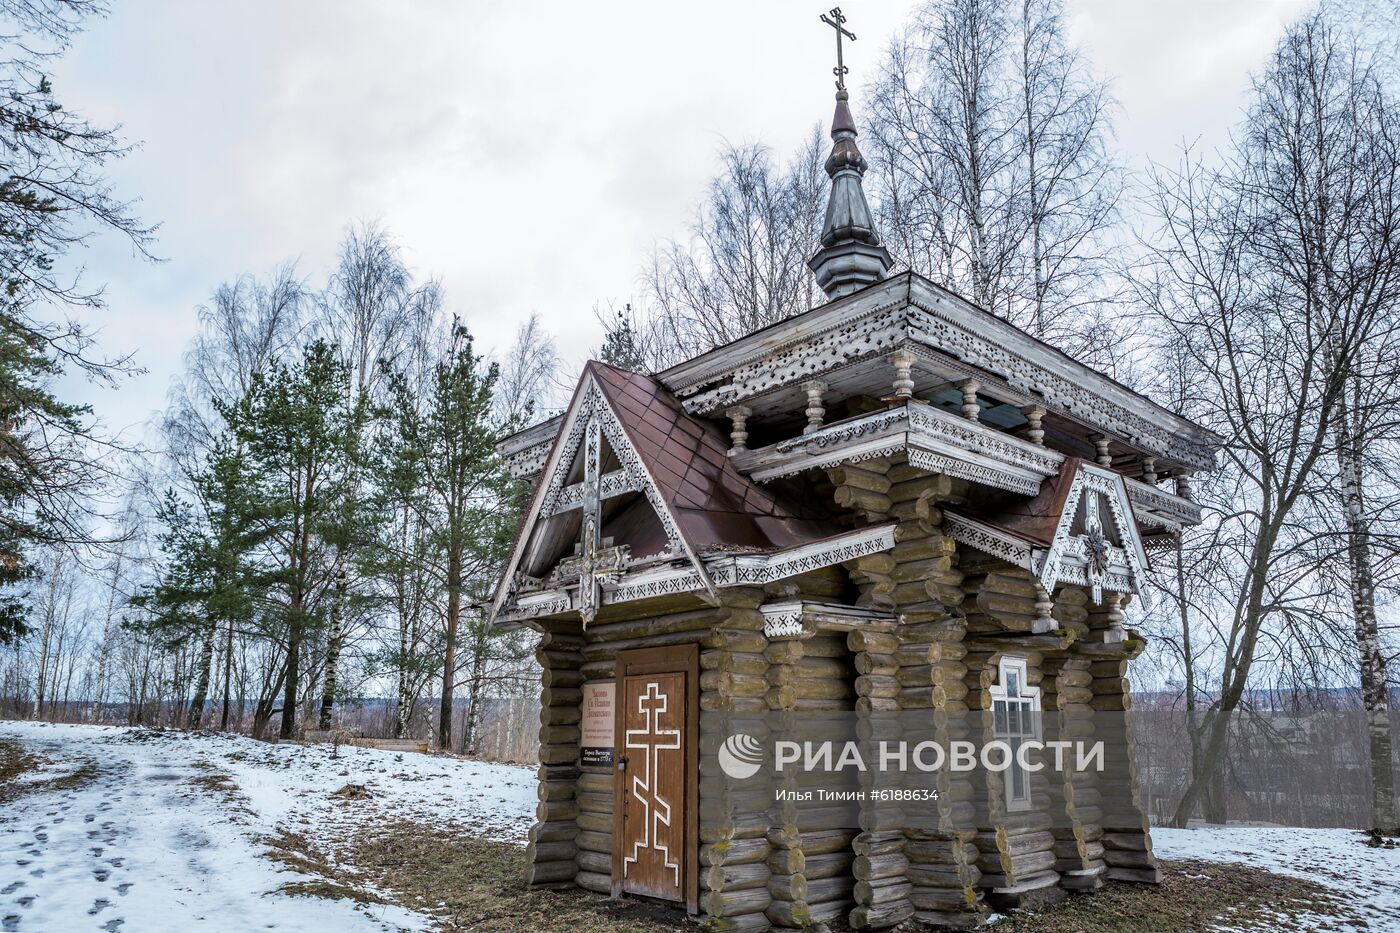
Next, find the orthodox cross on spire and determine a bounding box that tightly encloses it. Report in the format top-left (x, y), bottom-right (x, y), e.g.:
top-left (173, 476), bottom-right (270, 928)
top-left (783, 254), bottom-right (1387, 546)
top-left (819, 7), bottom-right (856, 91)
top-left (809, 6), bottom-right (891, 299)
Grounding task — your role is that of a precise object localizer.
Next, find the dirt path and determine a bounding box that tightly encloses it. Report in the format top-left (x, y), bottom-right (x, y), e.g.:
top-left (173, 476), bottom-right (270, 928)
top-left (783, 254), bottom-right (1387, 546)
top-left (0, 724), bottom-right (422, 932)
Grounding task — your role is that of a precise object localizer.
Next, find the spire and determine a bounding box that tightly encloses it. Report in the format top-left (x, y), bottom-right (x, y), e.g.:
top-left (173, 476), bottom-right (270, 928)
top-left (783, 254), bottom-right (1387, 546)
top-left (808, 88), bottom-right (892, 299)
top-left (809, 9), bottom-right (891, 300)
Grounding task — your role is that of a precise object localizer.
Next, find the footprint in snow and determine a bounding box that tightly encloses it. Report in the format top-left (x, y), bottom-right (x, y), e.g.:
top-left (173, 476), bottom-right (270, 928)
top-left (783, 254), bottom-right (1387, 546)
top-left (88, 898), bottom-right (111, 915)
top-left (15, 898), bottom-right (32, 908)
top-left (0, 881), bottom-right (21, 895)
top-left (102, 920), bottom-right (125, 932)
top-left (91, 847), bottom-right (103, 857)
top-left (28, 869), bottom-right (43, 878)
top-left (2, 914), bottom-right (19, 932)
top-left (115, 883), bottom-right (132, 897)
top-left (94, 868), bottom-right (110, 882)
top-left (84, 814), bottom-right (95, 823)
top-left (109, 858), bottom-right (124, 867)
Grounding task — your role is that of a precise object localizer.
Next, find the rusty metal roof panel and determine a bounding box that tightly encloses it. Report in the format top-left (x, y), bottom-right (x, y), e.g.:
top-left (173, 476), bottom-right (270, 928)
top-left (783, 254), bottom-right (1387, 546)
top-left (587, 361), bottom-right (842, 553)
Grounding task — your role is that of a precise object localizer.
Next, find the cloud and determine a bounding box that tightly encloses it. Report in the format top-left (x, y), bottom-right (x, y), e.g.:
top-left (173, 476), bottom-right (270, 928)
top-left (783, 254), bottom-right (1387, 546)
top-left (40, 0), bottom-right (1305, 442)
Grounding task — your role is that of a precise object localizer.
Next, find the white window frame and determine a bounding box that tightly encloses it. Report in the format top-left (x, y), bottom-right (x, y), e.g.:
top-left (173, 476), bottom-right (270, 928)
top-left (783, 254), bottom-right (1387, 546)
top-left (989, 655), bottom-right (1042, 812)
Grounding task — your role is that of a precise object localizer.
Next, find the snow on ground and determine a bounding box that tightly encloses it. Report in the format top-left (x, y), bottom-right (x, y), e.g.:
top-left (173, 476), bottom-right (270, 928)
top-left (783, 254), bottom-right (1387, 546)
top-left (0, 720), bottom-right (535, 932)
top-left (1155, 826), bottom-right (1400, 930)
top-left (5, 721), bottom-right (1399, 932)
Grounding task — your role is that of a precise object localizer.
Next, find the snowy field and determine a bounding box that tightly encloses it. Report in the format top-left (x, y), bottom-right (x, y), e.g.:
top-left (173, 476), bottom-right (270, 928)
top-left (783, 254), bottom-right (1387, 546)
top-left (2, 721), bottom-right (1398, 932)
top-left (1154, 825), bottom-right (1400, 930)
top-left (0, 720), bottom-right (535, 932)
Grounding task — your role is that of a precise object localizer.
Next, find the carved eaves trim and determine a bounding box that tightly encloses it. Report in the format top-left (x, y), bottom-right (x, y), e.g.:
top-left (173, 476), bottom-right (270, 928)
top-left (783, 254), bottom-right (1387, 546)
top-left (504, 439), bottom-right (552, 479)
top-left (1125, 478), bottom-right (1201, 526)
top-left (734, 400), bottom-right (1061, 497)
top-left (943, 512), bottom-right (1036, 568)
top-left (761, 599), bottom-right (898, 640)
top-left (656, 274), bottom-right (1216, 470)
top-left (499, 275), bottom-right (1219, 481)
top-left (943, 463), bottom-right (1150, 602)
top-left (706, 523), bottom-right (898, 587)
top-left (495, 523), bottom-right (899, 627)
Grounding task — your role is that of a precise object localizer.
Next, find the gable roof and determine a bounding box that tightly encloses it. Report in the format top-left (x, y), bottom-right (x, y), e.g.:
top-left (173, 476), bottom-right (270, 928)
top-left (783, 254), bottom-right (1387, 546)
top-left (489, 361), bottom-right (843, 624)
top-left (943, 457), bottom-right (1151, 600)
top-left (587, 362), bottom-right (836, 553)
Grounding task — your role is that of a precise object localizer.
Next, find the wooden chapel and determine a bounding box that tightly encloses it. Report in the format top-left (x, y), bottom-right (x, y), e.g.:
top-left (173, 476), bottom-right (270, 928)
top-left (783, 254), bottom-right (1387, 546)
top-left (489, 17), bottom-right (1219, 930)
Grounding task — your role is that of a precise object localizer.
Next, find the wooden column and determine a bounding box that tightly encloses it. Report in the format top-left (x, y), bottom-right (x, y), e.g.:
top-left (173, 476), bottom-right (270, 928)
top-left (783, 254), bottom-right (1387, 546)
top-left (890, 350), bottom-right (916, 401)
top-left (1089, 435), bottom-right (1112, 468)
top-left (955, 380), bottom-right (981, 421)
top-left (803, 381), bottom-right (827, 434)
top-left (839, 458), bottom-right (986, 929)
top-left (699, 592), bottom-right (775, 932)
top-left (1041, 649), bottom-right (1107, 892)
top-left (528, 625), bottom-right (584, 888)
top-left (848, 629), bottom-right (910, 930)
top-left (1020, 405), bottom-right (1046, 446)
top-left (727, 405), bottom-right (752, 454)
top-left (764, 636), bottom-right (809, 931)
top-left (1083, 601), bottom-right (1159, 884)
top-left (897, 613), bottom-right (984, 929)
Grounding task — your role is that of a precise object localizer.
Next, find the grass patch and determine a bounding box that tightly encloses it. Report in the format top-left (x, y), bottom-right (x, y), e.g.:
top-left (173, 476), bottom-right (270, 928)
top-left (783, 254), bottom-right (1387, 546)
top-left (0, 738), bottom-right (97, 802)
top-left (264, 829), bottom-right (339, 877)
top-left (349, 822), bottom-right (695, 932)
top-left (342, 823), bottom-right (1372, 933)
top-left (262, 828), bottom-right (391, 909)
top-left (278, 880), bottom-right (387, 905)
top-left (0, 738), bottom-right (42, 786)
top-left (187, 767), bottom-right (246, 806)
top-left (993, 859), bottom-right (1367, 932)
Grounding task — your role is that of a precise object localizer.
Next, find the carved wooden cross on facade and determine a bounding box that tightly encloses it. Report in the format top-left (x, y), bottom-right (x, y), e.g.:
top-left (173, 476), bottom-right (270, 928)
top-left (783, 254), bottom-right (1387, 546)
top-left (1082, 492), bottom-right (1109, 603)
top-left (552, 416), bottom-right (636, 624)
top-left (819, 7), bottom-right (856, 90)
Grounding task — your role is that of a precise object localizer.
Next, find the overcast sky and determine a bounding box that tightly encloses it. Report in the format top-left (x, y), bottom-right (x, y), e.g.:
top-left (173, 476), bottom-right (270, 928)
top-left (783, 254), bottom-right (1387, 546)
top-left (49, 0), bottom-right (1314, 442)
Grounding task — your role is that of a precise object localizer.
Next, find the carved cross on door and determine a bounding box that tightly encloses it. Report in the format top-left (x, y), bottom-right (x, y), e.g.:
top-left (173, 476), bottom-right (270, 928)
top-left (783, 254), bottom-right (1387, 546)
top-left (553, 417), bottom-right (632, 624)
top-left (622, 680), bottom-right (683, 886)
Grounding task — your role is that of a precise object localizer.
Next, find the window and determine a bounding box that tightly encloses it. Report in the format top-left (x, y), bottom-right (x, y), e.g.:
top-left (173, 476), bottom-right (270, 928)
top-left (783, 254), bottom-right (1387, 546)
top-left (990, 656), bottom-right (1041, 811)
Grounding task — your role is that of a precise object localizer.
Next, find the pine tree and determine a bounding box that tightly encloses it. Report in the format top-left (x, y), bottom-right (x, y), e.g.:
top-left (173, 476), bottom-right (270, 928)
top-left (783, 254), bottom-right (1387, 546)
top-left (0, 2), bottom-right (154, 645)
top-left (382, 320), bottom-right (518, 750)
top-left (225, 339), bottom-right (356, 739)
top-left (133, 439), bottom-right (263, 728)
top-left (598, 306), bottom-right (648, 372)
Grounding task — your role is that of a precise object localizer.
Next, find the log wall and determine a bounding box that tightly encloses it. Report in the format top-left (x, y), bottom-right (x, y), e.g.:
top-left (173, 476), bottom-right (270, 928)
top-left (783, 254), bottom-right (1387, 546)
top-left (960, 564), bottom-right (1062, 909)
top-left (1083, 599), bottom-right (1160, 885)
top-left (833, 458), bottom-right (987, 929)
top-left (527, 624), bottom-right (585, 888)
top-left (522, 453), bottom-right (1160, 931)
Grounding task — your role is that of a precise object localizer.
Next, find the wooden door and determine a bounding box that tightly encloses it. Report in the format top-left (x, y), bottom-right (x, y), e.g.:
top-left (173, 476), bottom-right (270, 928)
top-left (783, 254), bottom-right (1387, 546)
top-left (613, 646), bottom-right (697, 910)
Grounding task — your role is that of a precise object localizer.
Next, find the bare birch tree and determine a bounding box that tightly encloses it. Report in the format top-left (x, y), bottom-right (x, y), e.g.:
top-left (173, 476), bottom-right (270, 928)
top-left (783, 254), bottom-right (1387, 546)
top-left (867, 0), bottom-right (1123, 365)
top-left (314, 222), bottom-right (438, 730)
top-left (640, 131), bottom-right (826, 362)
top-left (1140, 13), bottom-right (1400, 829)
